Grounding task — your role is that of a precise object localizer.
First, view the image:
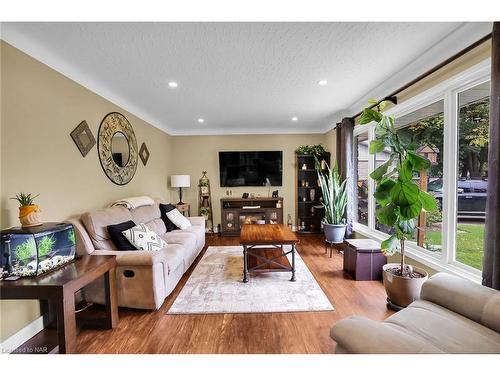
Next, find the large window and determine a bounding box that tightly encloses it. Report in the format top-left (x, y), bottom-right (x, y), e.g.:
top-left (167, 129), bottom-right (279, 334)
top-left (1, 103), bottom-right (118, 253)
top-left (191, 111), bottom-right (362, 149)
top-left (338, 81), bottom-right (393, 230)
top-left (455, 82), bottom-right (490, 270)
top-left (396, 100), bottom-right (444, 254)
top-left (351, 59), bottom-right (490, 279)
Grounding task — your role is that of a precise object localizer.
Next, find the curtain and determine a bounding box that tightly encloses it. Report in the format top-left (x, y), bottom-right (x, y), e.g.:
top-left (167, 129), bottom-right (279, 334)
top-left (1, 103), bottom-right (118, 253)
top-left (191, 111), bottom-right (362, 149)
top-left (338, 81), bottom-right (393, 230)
top-left (336, 117), bottom-right (355, 237)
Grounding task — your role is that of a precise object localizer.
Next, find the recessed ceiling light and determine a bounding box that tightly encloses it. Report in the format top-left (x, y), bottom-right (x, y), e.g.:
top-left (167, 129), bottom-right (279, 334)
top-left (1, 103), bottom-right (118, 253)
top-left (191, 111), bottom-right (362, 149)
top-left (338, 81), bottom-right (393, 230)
top-left (291, 117), bottom-right (298, 122)
top-left (168, 81), bottom-right (178, 88)
top-left (318, 80), bottom-right (328, 86)
top-left (198, 118), bottom-right (205, 123)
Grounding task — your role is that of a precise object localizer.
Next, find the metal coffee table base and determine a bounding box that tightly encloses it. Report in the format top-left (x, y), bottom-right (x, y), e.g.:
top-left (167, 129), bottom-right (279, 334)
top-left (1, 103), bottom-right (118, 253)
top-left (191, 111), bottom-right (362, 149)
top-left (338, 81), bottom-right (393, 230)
top-left (242, 244), bottom-right (296, 282)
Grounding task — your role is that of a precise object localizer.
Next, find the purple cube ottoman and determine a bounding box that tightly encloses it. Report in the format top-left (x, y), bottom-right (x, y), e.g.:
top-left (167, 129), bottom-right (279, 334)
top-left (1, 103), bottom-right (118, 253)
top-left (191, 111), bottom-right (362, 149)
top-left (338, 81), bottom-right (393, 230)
top-left (343, 239), bottom-right (387, 281)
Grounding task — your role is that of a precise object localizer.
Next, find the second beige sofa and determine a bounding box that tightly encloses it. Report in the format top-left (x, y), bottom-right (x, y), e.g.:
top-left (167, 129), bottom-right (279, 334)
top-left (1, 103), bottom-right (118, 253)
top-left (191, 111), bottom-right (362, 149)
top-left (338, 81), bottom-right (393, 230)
top-left (69, 200), bottom-right (205, 310)
top-left (331, 273), bottom-right (500, 353)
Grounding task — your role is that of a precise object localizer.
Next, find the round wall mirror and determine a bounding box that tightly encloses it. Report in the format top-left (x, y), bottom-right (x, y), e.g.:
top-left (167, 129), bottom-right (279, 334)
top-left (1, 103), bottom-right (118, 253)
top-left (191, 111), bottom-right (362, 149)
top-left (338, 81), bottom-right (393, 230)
top-left (98, 112), bottom-right (138, 185)
top-left (111, 131), bottom-right (130, 167)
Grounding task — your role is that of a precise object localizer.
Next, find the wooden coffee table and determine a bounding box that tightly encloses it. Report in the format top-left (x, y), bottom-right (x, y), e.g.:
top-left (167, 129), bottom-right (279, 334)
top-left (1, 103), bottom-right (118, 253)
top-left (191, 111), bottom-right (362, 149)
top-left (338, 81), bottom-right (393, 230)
top-left (240, 224), bottom-right (299, 282)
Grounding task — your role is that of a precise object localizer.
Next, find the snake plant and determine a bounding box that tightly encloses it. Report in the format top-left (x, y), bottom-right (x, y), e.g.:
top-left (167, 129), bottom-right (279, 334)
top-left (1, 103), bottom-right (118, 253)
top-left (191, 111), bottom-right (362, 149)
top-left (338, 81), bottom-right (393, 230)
top-left (314, 157), bottom-right (348, 225)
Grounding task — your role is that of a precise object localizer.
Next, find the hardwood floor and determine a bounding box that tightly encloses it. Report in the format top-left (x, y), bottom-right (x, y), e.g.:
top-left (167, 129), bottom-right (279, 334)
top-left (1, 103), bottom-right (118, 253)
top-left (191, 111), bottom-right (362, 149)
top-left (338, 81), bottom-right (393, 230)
top-left (76, 234), bottom-right (393, 354)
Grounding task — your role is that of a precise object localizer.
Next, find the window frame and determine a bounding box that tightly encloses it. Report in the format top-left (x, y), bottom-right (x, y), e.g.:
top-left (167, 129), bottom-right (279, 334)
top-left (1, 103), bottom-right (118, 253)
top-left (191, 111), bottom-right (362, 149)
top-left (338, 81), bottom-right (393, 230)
top-left (352, 58), bottom-right (491, 283)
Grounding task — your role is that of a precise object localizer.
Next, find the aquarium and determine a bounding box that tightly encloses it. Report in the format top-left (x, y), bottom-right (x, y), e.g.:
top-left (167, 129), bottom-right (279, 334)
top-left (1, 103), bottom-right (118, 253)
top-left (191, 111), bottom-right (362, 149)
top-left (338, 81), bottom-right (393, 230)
top-left (1, 222), bottom-right (76, 278)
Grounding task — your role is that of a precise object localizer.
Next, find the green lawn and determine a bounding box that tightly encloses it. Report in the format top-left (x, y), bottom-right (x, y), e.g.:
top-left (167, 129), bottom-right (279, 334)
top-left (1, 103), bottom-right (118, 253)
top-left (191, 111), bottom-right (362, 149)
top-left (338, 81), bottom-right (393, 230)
top-left (424, 224), bottom-right (484, 270)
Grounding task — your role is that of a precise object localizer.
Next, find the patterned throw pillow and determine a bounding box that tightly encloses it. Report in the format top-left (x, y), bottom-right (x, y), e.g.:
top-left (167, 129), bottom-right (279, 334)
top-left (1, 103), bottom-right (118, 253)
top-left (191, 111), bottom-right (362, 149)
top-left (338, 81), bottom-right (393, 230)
top-left (121, 223), bottom-right (167, 251)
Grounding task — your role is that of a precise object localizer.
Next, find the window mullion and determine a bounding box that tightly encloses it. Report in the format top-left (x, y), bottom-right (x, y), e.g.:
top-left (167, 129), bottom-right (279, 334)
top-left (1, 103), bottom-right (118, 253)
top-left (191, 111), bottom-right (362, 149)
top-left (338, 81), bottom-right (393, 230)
top-left (442, 90), bottom-right (458, 265)
top-left (368, 125), bottom-right (376, 231)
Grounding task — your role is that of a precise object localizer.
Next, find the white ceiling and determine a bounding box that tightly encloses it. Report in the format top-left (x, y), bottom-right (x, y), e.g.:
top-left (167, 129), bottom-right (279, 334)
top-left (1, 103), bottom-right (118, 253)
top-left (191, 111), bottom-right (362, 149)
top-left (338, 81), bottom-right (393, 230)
top-left (0, 22), bottom-right (492, 135)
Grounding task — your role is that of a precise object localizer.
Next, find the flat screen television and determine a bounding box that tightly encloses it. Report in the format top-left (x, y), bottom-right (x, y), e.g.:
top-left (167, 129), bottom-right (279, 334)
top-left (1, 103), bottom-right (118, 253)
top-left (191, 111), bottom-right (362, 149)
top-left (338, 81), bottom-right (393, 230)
top-left (219, 151), bottom-right (283, 187)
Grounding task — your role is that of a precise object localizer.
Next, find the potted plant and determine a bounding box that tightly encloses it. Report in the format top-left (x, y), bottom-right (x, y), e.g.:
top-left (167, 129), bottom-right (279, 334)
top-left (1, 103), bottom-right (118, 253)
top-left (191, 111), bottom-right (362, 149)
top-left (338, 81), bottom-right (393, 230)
top-left (359, 100), bottom-right (438, 310)
top-left (199, 207), bottom-right (210, 220)
top-left (295, 144), bottom-right (327, 156)
top-left (10, 192), bottom-right (42, 227)
top-left (314, 157), bottom-right (348, 243)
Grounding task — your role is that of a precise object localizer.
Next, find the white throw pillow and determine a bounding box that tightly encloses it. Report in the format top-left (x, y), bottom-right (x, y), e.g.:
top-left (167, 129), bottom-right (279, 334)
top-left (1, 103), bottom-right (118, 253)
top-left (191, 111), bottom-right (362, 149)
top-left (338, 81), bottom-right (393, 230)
top-left (121, 223), bottom-right (167, 251)
top-left (166, 208), bottom-right (192, 230)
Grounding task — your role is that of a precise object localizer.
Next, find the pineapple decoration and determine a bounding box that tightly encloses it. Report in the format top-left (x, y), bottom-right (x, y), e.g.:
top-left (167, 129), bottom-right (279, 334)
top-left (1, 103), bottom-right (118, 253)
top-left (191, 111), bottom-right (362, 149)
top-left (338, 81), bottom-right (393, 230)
top-left (198, 171), bottom-right (214, 233)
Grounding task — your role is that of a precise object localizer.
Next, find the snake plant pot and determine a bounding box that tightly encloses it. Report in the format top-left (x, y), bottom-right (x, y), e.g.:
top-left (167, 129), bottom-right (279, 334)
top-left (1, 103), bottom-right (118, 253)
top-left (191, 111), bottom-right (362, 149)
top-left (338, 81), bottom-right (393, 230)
top-left (323, 223), bottom-right (347, 244)
top-left (382, 263), bottom-right (428, 310)
top-left (19, 205), bottom-right (42, 227)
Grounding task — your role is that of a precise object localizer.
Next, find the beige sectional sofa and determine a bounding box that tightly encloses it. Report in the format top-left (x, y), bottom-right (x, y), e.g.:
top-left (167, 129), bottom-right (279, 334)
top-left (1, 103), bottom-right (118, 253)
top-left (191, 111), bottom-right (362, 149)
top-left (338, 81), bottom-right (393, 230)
top-left (68, 200), bottom-right (205, 310)
top-left (331, 273), bottom-right (500, 353)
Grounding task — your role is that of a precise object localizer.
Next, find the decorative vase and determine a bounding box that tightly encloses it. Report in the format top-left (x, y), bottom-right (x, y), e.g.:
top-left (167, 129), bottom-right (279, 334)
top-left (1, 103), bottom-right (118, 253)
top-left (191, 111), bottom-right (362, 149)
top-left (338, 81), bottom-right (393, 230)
top-left (302, 163), bottom-right (307, 170)
top-left (323, 222), bottom-right (346, 243)
top-left (382, 264), bottom-right (428, 310)
top-left (19, 205), bottom-right (42, 227)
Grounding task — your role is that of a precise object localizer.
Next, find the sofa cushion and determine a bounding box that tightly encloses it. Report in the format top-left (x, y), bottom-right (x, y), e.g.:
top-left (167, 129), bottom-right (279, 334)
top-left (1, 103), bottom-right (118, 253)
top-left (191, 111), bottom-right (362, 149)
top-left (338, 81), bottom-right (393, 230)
top-left (162, 231), bottom-right (197, 250)
top-left (385, 299), bottom-right (500, 353)
top-left (167, 208), bottom-right (192, 230)
top-left (172, 225), bottom-right (205, 250)
top-left (420, 272), bottom-right (500, 333)
top-left (107, 220), bottom-right (137, 250)
top-left (162, 244), bottom-right (186, 274)
top-left (81, 206), bottom-right (133, 250)
top-left (159, 203), bottom-right (177, 232)
top-left (330, 315), bottom-right (443, 353)
top-left (122, 223), bottom-right (168, 251)
top-left (131, 202), bottom-right (166, 235)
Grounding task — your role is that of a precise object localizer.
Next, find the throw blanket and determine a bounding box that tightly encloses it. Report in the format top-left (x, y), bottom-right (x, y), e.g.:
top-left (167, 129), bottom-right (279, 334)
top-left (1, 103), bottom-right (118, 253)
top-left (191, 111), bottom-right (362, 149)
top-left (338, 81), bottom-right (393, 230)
top-left (111, 196), bottom-right (155, 210)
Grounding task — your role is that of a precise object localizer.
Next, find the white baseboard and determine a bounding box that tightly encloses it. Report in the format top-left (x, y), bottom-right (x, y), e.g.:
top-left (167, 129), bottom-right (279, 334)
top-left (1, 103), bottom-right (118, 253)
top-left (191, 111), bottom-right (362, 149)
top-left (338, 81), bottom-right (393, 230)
top-left (0, 315), bottom-right (45, 354)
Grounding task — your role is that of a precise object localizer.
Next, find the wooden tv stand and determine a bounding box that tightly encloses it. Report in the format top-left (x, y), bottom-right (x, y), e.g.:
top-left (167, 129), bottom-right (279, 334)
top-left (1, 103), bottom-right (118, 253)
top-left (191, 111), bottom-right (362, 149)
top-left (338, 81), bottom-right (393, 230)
top-left (220, 197), bottom-right (283, 236)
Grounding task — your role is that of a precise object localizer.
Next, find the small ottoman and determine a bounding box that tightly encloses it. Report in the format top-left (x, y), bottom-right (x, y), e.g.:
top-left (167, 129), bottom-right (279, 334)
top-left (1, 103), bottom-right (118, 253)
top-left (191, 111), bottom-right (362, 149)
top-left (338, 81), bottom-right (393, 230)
top-left (343, 239), bottom-right (387, 281)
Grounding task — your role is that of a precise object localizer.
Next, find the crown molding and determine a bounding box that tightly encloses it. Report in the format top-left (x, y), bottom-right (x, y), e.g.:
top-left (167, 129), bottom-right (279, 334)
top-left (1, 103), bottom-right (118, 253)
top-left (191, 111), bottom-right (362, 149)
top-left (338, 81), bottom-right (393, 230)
top-left (169, 127), bottom-right (327, 136)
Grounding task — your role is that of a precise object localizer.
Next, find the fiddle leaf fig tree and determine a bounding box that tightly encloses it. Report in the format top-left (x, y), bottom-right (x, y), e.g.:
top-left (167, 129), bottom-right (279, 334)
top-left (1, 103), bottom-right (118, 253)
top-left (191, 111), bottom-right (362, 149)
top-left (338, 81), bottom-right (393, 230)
top-left (360, 100), bottom-right (437, 277)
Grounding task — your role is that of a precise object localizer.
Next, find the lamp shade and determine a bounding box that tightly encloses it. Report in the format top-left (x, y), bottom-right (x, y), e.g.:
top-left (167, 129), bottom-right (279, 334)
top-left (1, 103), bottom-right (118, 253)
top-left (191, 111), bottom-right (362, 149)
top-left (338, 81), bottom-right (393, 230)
top-left (171, 175), bottom-right (190, 188)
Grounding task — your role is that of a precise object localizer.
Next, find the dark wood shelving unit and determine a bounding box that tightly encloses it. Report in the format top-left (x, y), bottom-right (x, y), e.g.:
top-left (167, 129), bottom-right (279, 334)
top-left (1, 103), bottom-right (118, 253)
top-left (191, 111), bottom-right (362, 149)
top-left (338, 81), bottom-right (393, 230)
top-left (295, 152), bottom-right (331, 234)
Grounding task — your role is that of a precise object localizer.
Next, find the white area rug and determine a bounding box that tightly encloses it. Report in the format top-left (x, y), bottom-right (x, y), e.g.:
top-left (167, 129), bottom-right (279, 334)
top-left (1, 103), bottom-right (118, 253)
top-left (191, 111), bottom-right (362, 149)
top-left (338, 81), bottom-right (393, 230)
top-left (167, 246), bottom-right (334, 314)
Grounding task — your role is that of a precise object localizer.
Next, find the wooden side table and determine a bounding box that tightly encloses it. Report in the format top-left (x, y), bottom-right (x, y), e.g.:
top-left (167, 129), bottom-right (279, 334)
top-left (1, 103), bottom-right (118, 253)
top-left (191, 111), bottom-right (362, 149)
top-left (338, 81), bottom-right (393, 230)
top-left (0, 255), bottom-right (118, 354)
top-left (176, 203), bottom-right (190, 217)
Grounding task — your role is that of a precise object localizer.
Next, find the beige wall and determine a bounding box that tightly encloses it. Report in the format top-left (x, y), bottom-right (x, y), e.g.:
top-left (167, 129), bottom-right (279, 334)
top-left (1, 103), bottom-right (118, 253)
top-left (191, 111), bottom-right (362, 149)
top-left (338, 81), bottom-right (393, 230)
top-left (169, 134), bottom-right (328, 229)
top-left (0, 41), bottom-right (172, 341)
top-left (323, 128), bottom-right (336, 164)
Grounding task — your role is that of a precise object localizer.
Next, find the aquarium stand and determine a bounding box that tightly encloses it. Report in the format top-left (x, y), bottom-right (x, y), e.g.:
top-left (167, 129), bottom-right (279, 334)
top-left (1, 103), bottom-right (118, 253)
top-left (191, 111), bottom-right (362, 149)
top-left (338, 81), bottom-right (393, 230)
top-left (0, 255), bottom-right (118, 354)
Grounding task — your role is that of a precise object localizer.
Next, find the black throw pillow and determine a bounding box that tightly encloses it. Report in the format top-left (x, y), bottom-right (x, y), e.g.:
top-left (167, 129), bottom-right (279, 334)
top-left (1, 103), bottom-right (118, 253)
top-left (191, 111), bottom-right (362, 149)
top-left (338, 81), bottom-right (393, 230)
top-left (107, 220), bottom-right (137, 250)
top-left (159, 203), bottom-right (177, 232)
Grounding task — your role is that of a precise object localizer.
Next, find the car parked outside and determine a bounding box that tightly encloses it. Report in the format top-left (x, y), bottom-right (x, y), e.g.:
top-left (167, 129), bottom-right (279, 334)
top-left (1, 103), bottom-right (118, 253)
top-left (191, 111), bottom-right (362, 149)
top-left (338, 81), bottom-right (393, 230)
top-left (427, 178), bottom-right (487, 220)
